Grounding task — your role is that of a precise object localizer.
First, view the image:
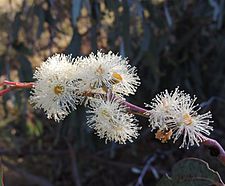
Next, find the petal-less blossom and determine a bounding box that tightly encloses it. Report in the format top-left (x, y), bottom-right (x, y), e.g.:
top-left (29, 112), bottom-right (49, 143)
top-left (166, 95), bottom-right (213, 149)
top-left (145, 87), bottom-right (213, 149)
top-left (86, 96), bottom-right (141, 144)
top-left (145, 87), bottom-right (188, 130)
top-left (76, 51), bottom-right (140, 96)
top-left (30, 54), bottom-right (82, 122)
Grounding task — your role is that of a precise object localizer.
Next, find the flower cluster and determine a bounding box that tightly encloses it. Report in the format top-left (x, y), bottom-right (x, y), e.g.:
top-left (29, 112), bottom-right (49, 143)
top-left (76, 51), bottom-right (140, 96)
top-left (30, 51), bottom-right (141, 144)
top-left (30, 52), bottom-right (214, 148)
top-left (145, 87), bottom-right (213, 149)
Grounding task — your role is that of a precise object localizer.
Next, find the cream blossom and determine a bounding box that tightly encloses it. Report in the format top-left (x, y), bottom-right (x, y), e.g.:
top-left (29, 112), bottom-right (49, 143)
top-left (167, 95), bottom-right (213, 149)
top-left (145, 87), bottom-right (213, 148)
top-left (145, 87), bottom-right (188, 130)
top-left (28, 52), bottom-right (215, 149)
top-left (76, 51), bottom-right (140, 96)
top-left (86, 96), bottom-right (141, 144)
top-left (30, 54), bottom-right (82, 122)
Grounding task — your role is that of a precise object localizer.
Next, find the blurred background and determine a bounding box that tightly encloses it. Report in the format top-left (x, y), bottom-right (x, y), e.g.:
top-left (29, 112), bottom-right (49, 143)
top-left (0, 0), bottom-right (225, 185)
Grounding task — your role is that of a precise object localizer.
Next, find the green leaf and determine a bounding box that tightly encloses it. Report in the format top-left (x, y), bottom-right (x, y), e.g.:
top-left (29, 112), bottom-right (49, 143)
top-left (26, 118), bottom-right (43, 137)
top-left (157, 158), bottom-right (224, 186)
top-left (66, 27), bottom-right (81, 56)
top-left (72, 0), bottom-right (82, 26)
top-left (0, 56), bottom-right (3, 76)
top-left (34, 5), bottom-right (45, 38)
top-left (11, 12), bottom-right (22, 43)
top-left (17, 55), bottom-right (33, 82)
top-left (121, 0), bottom-right (131, 57)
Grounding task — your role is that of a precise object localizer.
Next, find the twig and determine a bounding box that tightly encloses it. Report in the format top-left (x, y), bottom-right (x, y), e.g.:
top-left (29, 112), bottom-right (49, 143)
top-left (1, 80), bottom-right (225, 167)
top-left (66, 141), bottom-right (82, 186)
top-left (135, 155), bottom-right (157, 186)
top-left (0, 149), bottom-right (68, 157)
top-left (164, 0), bottom-right (173, 29)
top-left (0, 158), bottom-right (4, 186)
top-left (0, 87), bottom-right (13, 96)
top-left (123, 100), bottom-right (150, 117)
top-left (0, 80), bottom-right (34, 96)
top-left (2, 80), bottom-right (34, 88)
top-left (88, 155), bottom-right (140, 169)
top-left (2, 159), bottom-right (53, 186)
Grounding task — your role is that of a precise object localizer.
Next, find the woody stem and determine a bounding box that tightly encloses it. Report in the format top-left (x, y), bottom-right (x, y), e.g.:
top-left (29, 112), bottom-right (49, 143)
top-left (3, 80), bottom-right (34, 88)
top-left (122, 100), bottom-right (225, 166)
top-left (1, 80), bottom-right (225, 166)
top-left (0, 80), bottom-right (34, 96)
top-left (202, 136), bottom-right (225, 165)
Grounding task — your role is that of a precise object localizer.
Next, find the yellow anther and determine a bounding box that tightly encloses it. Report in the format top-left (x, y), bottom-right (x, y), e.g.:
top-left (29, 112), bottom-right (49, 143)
top-left (183, 113), bottom-right (192, 125)
top-left (54, 85), bottom-right (64, 95)
top-left (101, 109), bottom-right (111, 118)
top-left (112, 72), bottom-right (122, 84)
top-left (101, 84), bottom-right (108, 92)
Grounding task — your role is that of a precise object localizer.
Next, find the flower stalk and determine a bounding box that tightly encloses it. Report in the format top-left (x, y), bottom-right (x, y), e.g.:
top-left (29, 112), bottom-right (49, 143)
top-left (0, 51), bottom-right (224, 166)
top-left (123, 101), bottom-right (150, 117)
top-left (1, 79), bottom-right (225, 165)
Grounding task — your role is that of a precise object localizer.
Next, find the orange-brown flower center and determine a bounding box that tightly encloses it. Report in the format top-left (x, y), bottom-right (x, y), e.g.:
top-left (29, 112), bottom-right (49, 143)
top-left (54, 85), bottom-right (64, 95)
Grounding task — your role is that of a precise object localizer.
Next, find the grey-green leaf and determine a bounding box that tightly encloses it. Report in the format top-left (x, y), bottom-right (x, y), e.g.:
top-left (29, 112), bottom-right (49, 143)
top-left (72, 0), bottom-right (82, 26)
top-left (18, 55), bottom-right (33, 82)
top-left (157, 158), bottom-right (224, 186)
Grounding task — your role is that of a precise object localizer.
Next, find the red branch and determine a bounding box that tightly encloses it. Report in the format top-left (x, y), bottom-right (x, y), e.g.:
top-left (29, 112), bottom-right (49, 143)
top-left (0, 80), bottom-right (34, 96)
top-left (1, 80), bottom-right (225, 166)
top-left (0, 88), bottom-right (13, 96)
top-left (3, 80), bottom-right (34, 88)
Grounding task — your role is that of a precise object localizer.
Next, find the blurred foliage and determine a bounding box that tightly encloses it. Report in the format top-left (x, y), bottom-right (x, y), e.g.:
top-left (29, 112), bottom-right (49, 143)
top-left (0, 0), bottom-right (225, 185)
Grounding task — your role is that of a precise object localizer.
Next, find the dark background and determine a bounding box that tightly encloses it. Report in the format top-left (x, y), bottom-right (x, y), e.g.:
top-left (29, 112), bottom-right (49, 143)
top-left (0, 0), bottom-right (225, 185)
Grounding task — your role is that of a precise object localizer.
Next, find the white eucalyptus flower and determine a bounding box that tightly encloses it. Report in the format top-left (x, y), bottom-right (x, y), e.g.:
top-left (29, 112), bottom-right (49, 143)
top-left (146, 87), bottom-right (213, 149)
top-left (167, 95), bottom-right (213, 149)
top-left (76, 51), bottom-right (140, 96)
top-left (86, 96), bottom-right (141, 144)
top-left (145, 87), bottom-right (187, 130)
top-left (30, 54), bottom-right (81, 122)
